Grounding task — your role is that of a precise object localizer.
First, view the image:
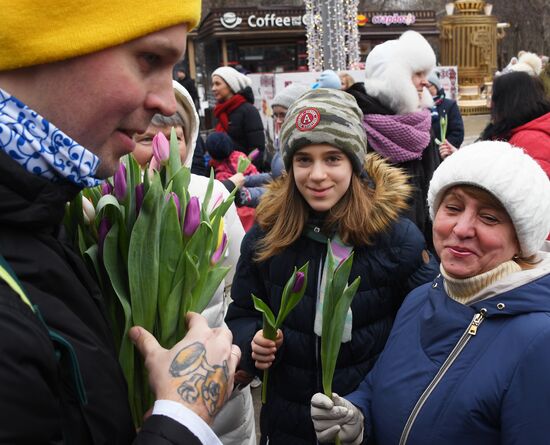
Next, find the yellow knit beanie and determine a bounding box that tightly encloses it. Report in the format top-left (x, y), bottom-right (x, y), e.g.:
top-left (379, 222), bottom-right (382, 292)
top-left (0, 0), bottom-right (201, 71)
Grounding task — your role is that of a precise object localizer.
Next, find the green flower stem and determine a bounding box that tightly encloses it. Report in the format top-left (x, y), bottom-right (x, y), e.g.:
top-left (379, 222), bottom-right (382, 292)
top-left (261, 320), bottom-right (276, 404)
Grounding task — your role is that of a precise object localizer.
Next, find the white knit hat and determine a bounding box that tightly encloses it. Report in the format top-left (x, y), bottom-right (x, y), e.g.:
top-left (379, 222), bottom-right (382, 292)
top-left (212, 66), bottom-right (252, 94)
top-left (271, 83), bottom-right (309, 110)
top-left (364, 30), bottom-right (436, 114)
top-left (428, 141), bottom-right (550, 256)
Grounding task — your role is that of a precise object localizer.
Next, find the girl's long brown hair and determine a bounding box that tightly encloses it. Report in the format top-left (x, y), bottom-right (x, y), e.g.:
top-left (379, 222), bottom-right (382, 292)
top-left (255, 154), bottom-right (411, 262)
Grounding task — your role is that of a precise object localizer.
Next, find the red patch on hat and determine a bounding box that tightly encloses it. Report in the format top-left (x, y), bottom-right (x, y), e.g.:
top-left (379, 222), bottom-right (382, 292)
top-left (295, 108), bottom-right (321, 132)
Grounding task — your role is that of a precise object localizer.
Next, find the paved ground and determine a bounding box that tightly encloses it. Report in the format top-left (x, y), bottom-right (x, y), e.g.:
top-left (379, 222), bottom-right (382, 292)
top-left (248, 113), bottom-right (491, 444)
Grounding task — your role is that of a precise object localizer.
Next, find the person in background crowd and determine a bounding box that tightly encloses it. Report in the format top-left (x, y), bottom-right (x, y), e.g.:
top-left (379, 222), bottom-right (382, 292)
top-left (226, 88), bottom-right (438, 445)
top-left (427, 70), bottom-right (464, 150)
top-left (506, 51), bottom-right (543, 76)
top-left (205, 131), bottom-right (261, 231)
top-left (312, 69), bottom-right (341, 90)
top-left (0, 1), bottom-right (240, 444)
top-left (175, 67), bottom-right (200, 111)
top-left (475, 71), bottom-right (550, 177)
top-left (346, 30), bottom-right (441, 247)
top-left (265, 83), bottom-right (309, 177)
top-left (312, 141), bottom-right (550, 445)
top-left (211, 66), bottom-right (265, 169)
top-left (338, 72), bottom-right (356, 91)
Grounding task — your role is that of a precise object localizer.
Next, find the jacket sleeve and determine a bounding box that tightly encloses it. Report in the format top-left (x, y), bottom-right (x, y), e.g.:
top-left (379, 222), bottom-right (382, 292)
top-left (134, 415), bottom-right (204, 445)
top-left (0, 284), bottom-right (66, 444)
top-left (243, 107), bottom-right (266, 169)
top-left (225, 227), bottom-right (265, 375)
top-left (443, 100), bottom-right (464, 148)
top-left (509, 131), bottom-right (550, 177)
top-left (345, 362), bottom-right (376, 444)
top-left (500, 325), bottom-right (550, 445)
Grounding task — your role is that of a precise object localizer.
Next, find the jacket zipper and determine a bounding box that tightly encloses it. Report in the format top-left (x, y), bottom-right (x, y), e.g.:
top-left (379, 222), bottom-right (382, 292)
top-left (398, 308), bottom-right (487, 445)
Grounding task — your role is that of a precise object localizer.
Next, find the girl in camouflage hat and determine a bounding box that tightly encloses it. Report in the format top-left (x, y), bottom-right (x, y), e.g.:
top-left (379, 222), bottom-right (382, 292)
top-left (226, 88), bottom-right (438, 445)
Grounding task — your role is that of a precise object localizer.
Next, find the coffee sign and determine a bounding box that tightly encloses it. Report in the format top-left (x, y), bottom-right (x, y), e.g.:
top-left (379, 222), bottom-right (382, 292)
top-left (220, 11), bottom-right (307, 30)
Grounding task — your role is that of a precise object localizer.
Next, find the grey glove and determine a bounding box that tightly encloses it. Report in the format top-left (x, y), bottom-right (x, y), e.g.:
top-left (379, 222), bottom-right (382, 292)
top-left (311, 392), bottom-right (364, 445)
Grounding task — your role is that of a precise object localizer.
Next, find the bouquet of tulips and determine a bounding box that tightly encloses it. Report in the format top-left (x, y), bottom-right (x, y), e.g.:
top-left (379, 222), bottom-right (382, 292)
top-left (65, 129), bottom-right (235, 426)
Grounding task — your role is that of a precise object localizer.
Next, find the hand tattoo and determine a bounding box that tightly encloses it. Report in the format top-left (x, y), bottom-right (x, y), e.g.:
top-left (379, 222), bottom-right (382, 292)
top-left (169, 342), bottom-right (229, 417)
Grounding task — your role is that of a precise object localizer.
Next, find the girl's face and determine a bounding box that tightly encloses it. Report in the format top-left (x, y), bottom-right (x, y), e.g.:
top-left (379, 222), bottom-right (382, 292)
top-left (292, 144), bottom-right (353, 212)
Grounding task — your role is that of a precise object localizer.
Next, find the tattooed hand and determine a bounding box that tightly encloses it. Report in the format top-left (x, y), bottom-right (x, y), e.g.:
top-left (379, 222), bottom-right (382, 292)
top-left (130, 312), bottom-right (241, 424)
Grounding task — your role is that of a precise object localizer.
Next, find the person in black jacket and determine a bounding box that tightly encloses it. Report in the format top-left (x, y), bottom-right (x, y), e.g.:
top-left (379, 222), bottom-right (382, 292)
top-left (0, 2), bottom-right (239, 444)
top-left (211, 66), bottom-right (266, 169)
top-left (226, 88), bottom-right (438, 445)
top-left (427, 70), bottom-right (465, 148)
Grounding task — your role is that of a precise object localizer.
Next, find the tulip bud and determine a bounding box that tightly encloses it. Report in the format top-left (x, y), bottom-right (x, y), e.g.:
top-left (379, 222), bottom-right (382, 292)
top-left (152, 132), bottom-right (170, 165)
top-left (212, 192), bottom-right (224, 210)
top-left (248, 148), bottom-right (260, 162)
top-left (166, 192), bottom-right (181, 219)
top-left (183, 197), bottom-right (200, 236)
top-left (98, 217), bottom-right (111, 256)
top-left (210, 233), bottom-right (227, 265)
top-left (101, 181), bottom-right (113, 196)
top-left (81, 196), bottom-right (96, 225)
top-left (135, 184), bottom-right (144, 215)
top-left (113, 163), bottom-right (127, 201)
top-left (291, 271), bottom-right (305, 293)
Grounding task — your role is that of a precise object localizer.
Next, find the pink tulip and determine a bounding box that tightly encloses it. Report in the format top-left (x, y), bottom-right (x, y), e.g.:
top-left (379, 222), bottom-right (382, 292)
top-left (152, 132), bottom-right (170, 165)
top-left (248, 148), bottom-right (260, 161)
top-left (183, 197), bottom-right (200, 236)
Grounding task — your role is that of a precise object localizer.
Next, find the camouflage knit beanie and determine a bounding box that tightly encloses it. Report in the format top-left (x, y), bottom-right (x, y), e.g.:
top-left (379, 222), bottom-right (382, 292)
top-left (280, 88), bottom-right (367, 173)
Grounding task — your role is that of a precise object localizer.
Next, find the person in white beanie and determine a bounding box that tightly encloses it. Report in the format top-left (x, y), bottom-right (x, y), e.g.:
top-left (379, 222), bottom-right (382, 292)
top-left (346, 30), bottom-right (441, 247)
top-left (211, 66), bottom-right (266, 169)
top-left (427, 70), bottom-right (464, 152)
top-left (266, 82), bottom-right (309, 175)
top-left (311, 141), bottom-right (550, 445)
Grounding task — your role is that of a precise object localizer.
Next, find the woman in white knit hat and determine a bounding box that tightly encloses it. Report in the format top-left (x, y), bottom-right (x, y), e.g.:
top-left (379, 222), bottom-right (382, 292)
top-left (312, 141), bottom-right (550, 445)
top-left (211, 66), bottom-right (266, 169)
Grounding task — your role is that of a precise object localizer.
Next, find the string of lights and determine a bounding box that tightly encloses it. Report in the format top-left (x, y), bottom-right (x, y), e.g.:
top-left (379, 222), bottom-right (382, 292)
top-left (304, 0), bottom-right (360, 71)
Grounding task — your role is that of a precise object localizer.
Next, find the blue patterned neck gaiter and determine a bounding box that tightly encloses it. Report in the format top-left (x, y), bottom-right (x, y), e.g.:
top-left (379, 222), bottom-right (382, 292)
top-left (0, 87), bottom-right (101, 187)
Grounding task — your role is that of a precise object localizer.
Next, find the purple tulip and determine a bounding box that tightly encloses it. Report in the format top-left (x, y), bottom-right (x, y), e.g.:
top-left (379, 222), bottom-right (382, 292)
top-left (292, 271), bottom-right (305, 293)
top-left (135, 184), bottom-right (144, 215)
top-left (166, 192), bottom-right (181, 219)
top-left (248, 148), bottom-right (260, 161)
top-left (152, 132), bottom-right (170, 165)
top-left (101, 181), bottom-right (113, 196)
top-left (183, 196), bottom-right (200, 236)
top-left (113, 163), bottom-right (127, 201)
top-left (98, 217), bottom-right (111, 257)
top-left (210, 233), bottom-right (227, 265)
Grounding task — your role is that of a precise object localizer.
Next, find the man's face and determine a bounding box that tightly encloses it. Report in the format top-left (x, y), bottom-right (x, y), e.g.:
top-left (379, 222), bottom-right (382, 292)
top-left (27, 24), bottom-right (187, 178)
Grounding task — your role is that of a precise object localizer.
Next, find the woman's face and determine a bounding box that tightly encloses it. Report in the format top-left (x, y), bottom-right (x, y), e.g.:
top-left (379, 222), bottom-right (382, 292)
top-left (272, 105), bottom-right (288, 135)
top-left (133, 124), bottom-right (187, 167)
top-left (411, 71), bottom-right (429, 94)
top-left (433, 187), bottom-right (520, 279)
top-left (292, 144), bottom-right (353, 212)
top-left (211, 75), bottom-right (233, 102)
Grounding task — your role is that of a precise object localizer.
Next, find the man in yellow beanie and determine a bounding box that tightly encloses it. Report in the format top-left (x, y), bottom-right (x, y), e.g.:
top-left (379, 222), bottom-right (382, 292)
top-left (0, 2), bottom-right (240, 444)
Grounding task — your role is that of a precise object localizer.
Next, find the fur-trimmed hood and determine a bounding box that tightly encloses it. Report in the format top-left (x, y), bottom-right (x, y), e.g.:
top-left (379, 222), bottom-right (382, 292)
top-left (364, 30), bottom-right (435, 114)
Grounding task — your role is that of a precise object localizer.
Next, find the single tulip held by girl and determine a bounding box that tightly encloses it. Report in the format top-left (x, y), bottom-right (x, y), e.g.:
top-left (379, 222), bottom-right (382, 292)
top-left (64, 128), bottom-right (236, 427)
top-left (252, 262), bottom-right (309, 403)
